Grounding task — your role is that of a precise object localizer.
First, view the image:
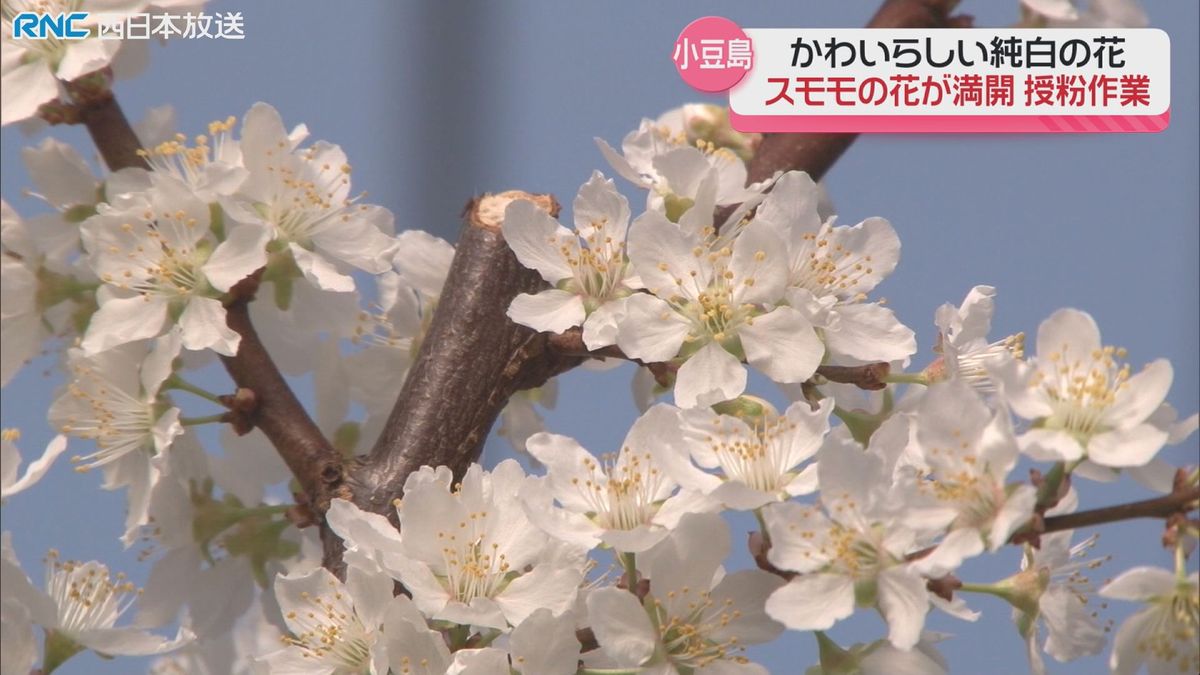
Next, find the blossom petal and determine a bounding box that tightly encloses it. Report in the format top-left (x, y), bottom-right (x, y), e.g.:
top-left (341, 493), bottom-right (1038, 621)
top-left (0, 435), bottom-right (68, 499)
top-left (1086, 424), bottom-right (1169, 468)
top-left (878, 567), bottom-right (930, 649)
top-left (574, 170), bottom-right (630, 241)
top-left (586, 587), bottom-right (656, 668)
top-left (393, 230), bottom-right (455, 298)
top-left (824, 303), bottom-right (916, 363)
top-left (615, 293), bottom-right (690, 363)
top-left (507, 290), bottom-right (586, 333)
top-left (741, 306), bottom-right (823, 384)
top-left (1018, 428), bottom-right (1085, 462)
top-left (1, 60), bottom-right (58, 127)
top-left (1106, 359), bottom-right (1173, 429)
top-left (989, 484), bottom-right (1038, 550)
top-left (595, 137), bottom-right (650, 187)
top-left (81, 296), bottom-right (168, 354)
top-left (56, 38), bottom-right (121, 81)
top-left (674, 342), bottom-right (745, 408)
top-left (495, 564), bottom-right (582, 627)
top-left (729, 222), bottom-right (787, 305)
top-left (202, 224), bottom-right (270, 292)
top-left (754, 171), bottom-right (823, 235)
top-left (764, 573), bottom-right (855, 631)
top-left (288, 243), bottom-right (355, 292)
top-left (502, 199), bottom-right (573, 283)
top-left (626, 209), bottom-right (707, 298)
top-left (311, 205), bottom-right (399, 274)
top-left (1099, 566), bottom-right (1178, 601)
top-left (1040, 585), bottom-right (1105, 663)
top-left (509, 608), bottom-right (581, 675)
top-left (1036, 309), bottom-right (1101, 365)
top-left (178, 297), bottom-right (240, 356)
top-left (581, 297), bottom-right (628, 350)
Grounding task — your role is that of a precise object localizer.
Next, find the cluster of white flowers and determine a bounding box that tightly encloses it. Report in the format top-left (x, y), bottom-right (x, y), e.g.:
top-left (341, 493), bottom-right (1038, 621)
top-left (2, 0), bottom-right (1195, 671)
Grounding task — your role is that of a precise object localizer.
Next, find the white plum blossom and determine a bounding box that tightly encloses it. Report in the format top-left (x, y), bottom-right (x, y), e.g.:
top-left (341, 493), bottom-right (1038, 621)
top-left (134, 115), bottom-right (249, 202)
top-left (586, 513), bottom-right (784, 675)
top-left (903, 380), bottom-right (1037, 564)
top-left (988, 526), bottom-right (1109, 675)
top-left (1, 198), bottom-right (90, 385)
top-left (80, 176), bottom-right (269, 355)
top-left (262, 565), bottom-right (395, 675)
top-left (1, 0), bottom-right (147, 126)
top-left (596, 106), bottom-right (768, 214)
top-left (1100, 565), bottom-right (1199, 675)
top-left (22, 136), bottom-right (103, 217)
top-left (658, 398), bottom-right (833, 510)
top-left (48, 333), bottom-right (183, 542)
top-left (763, 422), bottom-right (931, 649)
top-left (223, 102), bottom-right (398, 292)
top-left (521, 404), bottom-right (712, 553)
top-left (928, 285), bottom-right (1025, 393)
top-left (0, 429), bottom-right (69, 499)
top-left (752, 171), bottom-right (916, 365)
top-left (49, 332), bottom-right (182, 471)
top-left (504, 171), bottom-right (636, 348)
top-left (325, 497), bottom-right (406, 578)
top-left (389, 461), bottom-right (584, 629)
top-left (0, 536), bottom-right (192, 665)
top-left (618, 208), bottom-right (823, 408)
top-left (993, 308), bottom-right (1174, 468)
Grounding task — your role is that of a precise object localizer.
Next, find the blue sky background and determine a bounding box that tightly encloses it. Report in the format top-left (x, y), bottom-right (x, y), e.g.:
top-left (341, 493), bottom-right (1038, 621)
top-left (1, 1), bottom-right (1196, 673)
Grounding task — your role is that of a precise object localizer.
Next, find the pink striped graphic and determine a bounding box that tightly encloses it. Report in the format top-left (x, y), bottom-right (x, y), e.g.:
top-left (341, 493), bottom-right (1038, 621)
top-left (729, 109), bottom-right (1171, 133)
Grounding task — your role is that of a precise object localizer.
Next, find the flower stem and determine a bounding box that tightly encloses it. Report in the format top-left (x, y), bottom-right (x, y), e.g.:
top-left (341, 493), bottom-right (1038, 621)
top-left (165, 375), bottom-right (225, 406)
top-left (181, 413), bottom-right (228, 427)
top-left (753, 507), bottom-right (770, 545)
top-left (884, 372), bottom-right (928, 386)
top-left (958, 582), bottom-right (1009, 598)
top-left (619, 552), bottom-right (639, 593)
top-left (42, 630), bottom-right (83, 675)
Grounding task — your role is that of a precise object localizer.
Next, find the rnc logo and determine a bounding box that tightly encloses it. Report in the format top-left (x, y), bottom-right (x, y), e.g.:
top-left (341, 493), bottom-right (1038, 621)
top-left (10, 12), bottom-right (90, 40)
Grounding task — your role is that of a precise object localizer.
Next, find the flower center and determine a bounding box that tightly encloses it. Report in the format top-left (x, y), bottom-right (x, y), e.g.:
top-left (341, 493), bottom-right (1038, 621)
top-left (950, 332), bottom-right (1025, 392)
top-left (282, 583), bottom-right (372, 670)
top-left (437, 512), bottom-right (511, 603)
top-left (704, 415), bottom-right (798, 494)
top-left (44, 551), bottom-right (137, 635)
top-left (570, 446), bottom-right (664, 531)
top-left (137, 117), bottom-right (238, 190)
top-left (790, 227), bottom-right (876, 302)
top-left (1134, 584), bottom-right (1199, 672)
top-left (1034, 343), bottom-right (1131, 437)
top-left (56, 363), bottom-right (159, 470)
top-left (99, 215), bottom-right (208, 299)
top-left (557, 222), bottom-right (628, 302)
top-left (257, 150), bottom-right (359, 245)
top-left (653, 589), bottom-right (751, 669)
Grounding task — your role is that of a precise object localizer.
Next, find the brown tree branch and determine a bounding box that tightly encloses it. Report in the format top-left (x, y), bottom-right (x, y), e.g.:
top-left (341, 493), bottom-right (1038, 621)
top-left (219, 277), bottom-right (348, 509)
top-left (65, 80), bottom-right (149, 172)
top-left (1038, 486), bottom-right (1199, 535)
top-left (898, 484), bottom-right (1200, 564)
top-left (350, 193), bottom-right (581, 522)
